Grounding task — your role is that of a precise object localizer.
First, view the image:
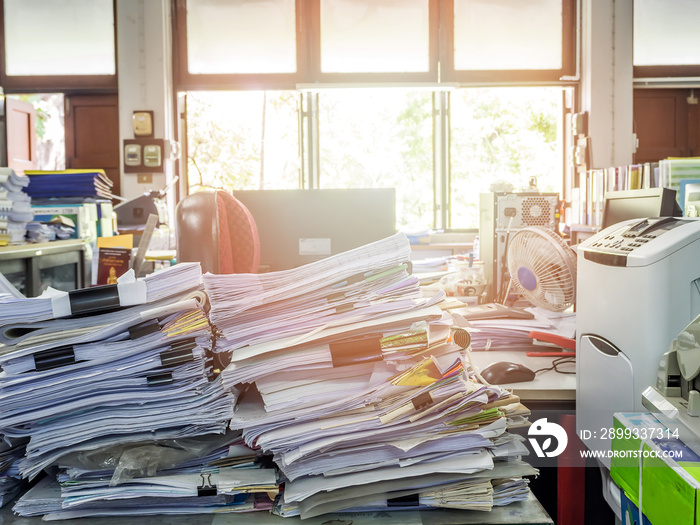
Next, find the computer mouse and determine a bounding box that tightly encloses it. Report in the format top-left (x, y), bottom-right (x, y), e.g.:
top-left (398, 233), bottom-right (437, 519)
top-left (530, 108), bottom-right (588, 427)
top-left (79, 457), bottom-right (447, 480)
top-left (481, 361), bottom-right (536, 384)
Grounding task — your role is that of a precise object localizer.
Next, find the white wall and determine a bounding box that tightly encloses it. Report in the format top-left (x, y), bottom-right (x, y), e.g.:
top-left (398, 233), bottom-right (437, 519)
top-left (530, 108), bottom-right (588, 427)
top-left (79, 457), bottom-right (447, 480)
top-left (580, 0), bottom-right (635, 168)
top-left (116, 0), bottom-right (176, 214)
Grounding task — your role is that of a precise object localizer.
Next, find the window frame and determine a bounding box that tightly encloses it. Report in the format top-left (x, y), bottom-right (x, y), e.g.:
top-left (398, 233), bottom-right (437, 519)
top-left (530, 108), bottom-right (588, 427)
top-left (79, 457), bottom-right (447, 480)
top-left (175, 0), bottom-right (575, 89)
top-left (440, 0), bottom-right (577, 84)
top-left (0, 0), bottom-right (118, 93)
top-left (632, 0), bottom-right (700, 79)
top-left (173, 0), bottom-right (310, 91)
top-left (176, 0), bottom-right (578, 231)
top-left (306, 0), bottom-right (440, 84)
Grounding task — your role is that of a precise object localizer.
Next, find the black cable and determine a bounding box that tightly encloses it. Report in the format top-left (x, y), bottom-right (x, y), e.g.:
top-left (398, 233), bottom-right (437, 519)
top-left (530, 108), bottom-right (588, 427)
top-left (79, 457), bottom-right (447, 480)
top-left (534, 356), bottom-right (576, 375)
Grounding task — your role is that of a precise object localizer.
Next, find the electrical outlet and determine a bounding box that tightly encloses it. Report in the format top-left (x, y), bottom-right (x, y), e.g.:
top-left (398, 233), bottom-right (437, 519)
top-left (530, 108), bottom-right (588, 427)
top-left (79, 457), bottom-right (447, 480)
top-left (137, 174), bottom-right (153, 184)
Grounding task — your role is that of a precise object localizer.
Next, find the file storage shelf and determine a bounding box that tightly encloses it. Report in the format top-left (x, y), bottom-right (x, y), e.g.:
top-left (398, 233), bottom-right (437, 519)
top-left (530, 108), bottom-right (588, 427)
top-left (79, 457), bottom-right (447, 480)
top-left (0, 239), bottom-right (86, 297)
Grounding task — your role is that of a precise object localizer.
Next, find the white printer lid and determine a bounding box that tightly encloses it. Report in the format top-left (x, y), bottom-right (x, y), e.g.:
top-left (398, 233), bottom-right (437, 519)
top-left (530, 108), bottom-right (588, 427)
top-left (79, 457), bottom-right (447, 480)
top-left (578, 217), bottom-right (700, 267)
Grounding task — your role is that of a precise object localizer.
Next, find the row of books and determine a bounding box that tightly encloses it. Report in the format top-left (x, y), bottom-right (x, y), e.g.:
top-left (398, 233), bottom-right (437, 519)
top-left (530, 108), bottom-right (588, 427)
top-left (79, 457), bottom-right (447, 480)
top-left (25, 169), bottom-right (114, 247)
top-left (573, 158), bottom-right (700, 226)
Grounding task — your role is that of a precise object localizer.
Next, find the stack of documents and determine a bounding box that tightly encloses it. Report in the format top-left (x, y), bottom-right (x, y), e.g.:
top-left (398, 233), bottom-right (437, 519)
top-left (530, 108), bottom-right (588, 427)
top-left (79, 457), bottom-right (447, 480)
top-left (0, 167), bottom-right (33, 245)
top-left (204, 233), bottom-right (536, 518)
top-left (247, 354), bottom-right (534, 518)
top-left (25, 169), bottom-right (114, 201)
top-left (0, 435), bottom-right (26, 507)
top-left (0, 261), bottom-right (203, 329)
top-left (0, 263), bottom-right (279, 517)
top-left (457, 306), bottom-right (576, 352)
top-left (15, 432), bottom-right (278, 519)
top-left (0, 301), bottom-right (233, 481)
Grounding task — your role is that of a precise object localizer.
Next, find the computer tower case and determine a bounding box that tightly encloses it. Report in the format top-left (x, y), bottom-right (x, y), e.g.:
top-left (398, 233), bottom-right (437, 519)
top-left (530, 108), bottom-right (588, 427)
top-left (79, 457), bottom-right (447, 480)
top-left (478, 192), bottom-right (559, 302)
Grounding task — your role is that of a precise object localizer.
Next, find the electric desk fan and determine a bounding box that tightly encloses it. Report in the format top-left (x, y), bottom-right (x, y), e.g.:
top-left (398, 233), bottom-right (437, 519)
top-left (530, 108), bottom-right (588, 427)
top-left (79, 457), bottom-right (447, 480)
top-left (505, 227), bottom-right (577, 312)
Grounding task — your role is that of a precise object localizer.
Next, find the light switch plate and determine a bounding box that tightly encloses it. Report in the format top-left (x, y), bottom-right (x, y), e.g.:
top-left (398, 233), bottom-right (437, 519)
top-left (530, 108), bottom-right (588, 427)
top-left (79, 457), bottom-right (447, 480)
top-left (143, 145), bottom-right (162, 167)
top-left (124, 144), bottom-right (142, 166)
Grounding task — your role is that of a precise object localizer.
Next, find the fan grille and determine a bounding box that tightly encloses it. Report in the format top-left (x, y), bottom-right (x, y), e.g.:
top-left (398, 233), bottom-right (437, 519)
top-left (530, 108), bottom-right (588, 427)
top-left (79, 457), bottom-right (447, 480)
top-left (507, 227), bottom-right (576, 311)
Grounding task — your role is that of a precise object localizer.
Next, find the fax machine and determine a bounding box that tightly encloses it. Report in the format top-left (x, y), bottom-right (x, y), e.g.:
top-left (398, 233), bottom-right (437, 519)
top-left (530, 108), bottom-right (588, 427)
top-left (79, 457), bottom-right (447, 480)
top-left (577, 217), bottom-right (700, 466)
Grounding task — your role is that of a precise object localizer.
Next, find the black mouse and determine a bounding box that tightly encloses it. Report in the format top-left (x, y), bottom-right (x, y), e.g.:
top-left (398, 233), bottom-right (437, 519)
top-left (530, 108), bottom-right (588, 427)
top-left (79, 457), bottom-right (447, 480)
top-left (481, 361), bottom-right (536, 384)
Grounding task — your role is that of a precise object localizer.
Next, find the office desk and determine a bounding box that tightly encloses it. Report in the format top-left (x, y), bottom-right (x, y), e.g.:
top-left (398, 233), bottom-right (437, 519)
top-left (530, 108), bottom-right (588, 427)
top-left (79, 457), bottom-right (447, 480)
top-left (469, 349), bottom-right (575, 405)
top-left (470, 349), bottom-right (579, 524)
top-left (0, 492), bottom-right (552, 524)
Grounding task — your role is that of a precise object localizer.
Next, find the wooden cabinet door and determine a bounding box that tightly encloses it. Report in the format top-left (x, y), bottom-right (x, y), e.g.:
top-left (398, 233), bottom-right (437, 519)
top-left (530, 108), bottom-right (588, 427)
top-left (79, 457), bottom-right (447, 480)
top-left (6, 97), bottom-right (37, 174)
top-left (65, 94), bottom-right (120, 197)
top-left (632, 88), bottom-right (700, 164)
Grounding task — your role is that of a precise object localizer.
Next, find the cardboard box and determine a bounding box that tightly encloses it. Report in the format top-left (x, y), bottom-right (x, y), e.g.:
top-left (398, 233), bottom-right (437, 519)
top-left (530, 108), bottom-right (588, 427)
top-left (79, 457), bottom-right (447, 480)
top-left (621, 489), bottom-right (652, 525)
top-left (612, 412), bottom-right (700, 525)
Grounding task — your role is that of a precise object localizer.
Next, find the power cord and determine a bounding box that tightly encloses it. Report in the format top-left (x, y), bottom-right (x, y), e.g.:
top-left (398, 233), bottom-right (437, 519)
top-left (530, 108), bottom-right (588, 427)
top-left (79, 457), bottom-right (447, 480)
top-left (534, 356), bottom-right (576, 375)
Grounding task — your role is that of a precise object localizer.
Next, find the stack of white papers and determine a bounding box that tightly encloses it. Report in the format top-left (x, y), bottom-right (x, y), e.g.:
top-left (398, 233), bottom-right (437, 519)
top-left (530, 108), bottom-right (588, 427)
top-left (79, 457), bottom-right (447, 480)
top-left (458, 307), bottom-right (576, 351)
top-left (0, 261), bottom-right (203, 329)
top-left (0, 302), bottom-right (234, 481)
top-left (203, 233), bottom-right (536, 519)
top-left (0, 168), bottom-right (32, 244)
top-left (0, 434), bottom-right (26, 507)
top-left (14, 431), bottom-right (279, 518)
top-left (0, 263), bottom-right (281, 518)
top-left (203, 233), bottom-right (431, 353)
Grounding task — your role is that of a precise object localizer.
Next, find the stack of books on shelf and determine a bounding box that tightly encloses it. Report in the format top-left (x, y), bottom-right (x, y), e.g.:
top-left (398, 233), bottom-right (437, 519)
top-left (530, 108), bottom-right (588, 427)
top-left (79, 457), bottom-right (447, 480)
top-left (26, 169), bottom-right (114, 247)
top-left (0, 168), bottom-right (33, 246)
top-left (25, 169), bottom-right (114, 201)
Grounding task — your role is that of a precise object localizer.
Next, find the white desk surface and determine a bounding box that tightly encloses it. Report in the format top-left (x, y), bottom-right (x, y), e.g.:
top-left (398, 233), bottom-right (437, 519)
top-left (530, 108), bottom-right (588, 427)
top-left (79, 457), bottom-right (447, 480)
top-left (469, 349), bottom-right (576, 402)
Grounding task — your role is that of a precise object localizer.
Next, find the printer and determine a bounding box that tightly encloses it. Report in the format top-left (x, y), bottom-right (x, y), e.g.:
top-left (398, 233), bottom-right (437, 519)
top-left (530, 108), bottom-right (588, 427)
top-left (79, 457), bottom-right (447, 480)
top-left (577, 217), bottom-right (700, 467)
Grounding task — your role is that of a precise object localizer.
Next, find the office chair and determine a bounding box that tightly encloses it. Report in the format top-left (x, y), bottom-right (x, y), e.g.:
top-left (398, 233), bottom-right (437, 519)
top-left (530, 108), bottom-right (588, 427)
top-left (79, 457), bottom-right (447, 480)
top-left (176, 190), bottom-right (260, 274)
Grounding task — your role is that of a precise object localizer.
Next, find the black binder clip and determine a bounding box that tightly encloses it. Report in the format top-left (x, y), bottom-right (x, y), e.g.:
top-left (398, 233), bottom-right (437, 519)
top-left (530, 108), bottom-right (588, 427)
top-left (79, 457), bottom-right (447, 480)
top-left (411, 392), bottom-right (433, 410)
top-left (128, 319), bottom-right (161, 340)
top-left (160, 339), bottom-right (197, 367)
top-left (146, 372), bottom-right (173, 386)
top-left (197, 472), bottom-right (217, 497)
top-left (33, 345), bottom-right (76, 372)
top-left (387, 494), bottom-right (419, 507)
top-left (68, 285), bottom-right (121, 316)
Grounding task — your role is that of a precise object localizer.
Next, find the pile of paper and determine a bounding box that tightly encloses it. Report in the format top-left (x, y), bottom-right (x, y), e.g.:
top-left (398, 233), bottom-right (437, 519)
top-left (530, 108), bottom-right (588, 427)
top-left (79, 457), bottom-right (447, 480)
top-left (204, 233), bottom-right (536, 518)
top-left (14, 433), bottom-right (278, 519)
top-left (0, 168), bottom-right (33, 245)
top-left (0, 263), bottom-right (275, 517)
top-left (0, 261), bottom-right (204, 329)
top-left (0, 435), bottom-right (26, 507)
top-left (459, 307), bottom-right (576, 352)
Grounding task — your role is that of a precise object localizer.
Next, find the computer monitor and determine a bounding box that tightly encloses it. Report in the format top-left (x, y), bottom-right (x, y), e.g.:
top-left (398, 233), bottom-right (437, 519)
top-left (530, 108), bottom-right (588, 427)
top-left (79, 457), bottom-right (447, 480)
top-left (233, 188), bottom-right (397, 271)
top-left (601, 187), bottom-right (682, 229)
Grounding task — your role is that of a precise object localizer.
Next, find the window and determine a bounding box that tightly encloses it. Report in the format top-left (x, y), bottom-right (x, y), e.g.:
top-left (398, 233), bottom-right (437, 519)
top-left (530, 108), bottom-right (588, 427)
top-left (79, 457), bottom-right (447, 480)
top-left (442, 0), bottom-right (575, 83)
top-left (450, 87), bottom-right (563, 228)
top-left (186, 91), bottom-right (300, 193)
top-left (452, 0), bottom-right (562, 71)
top-left (186, 0), bottom-right (297, 75)
top-left (317, 89), bottom-right (434, 230)
top-left (319, 0), bottom-right (431, 74)
top-left (1, 0), bottom-right (117, 90)
top-left (633, 0), bottom-right (700, 77)
top-left (177, 0), bottom-right (574, 230)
